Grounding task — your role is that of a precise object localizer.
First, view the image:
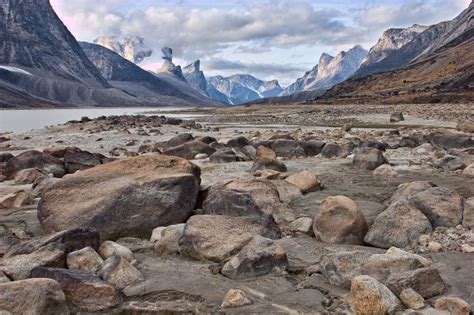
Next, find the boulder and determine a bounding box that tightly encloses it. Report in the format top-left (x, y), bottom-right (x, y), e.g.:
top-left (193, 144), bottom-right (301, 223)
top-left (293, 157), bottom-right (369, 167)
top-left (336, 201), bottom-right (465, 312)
top-left (390, 181), bottom-right (437, 204)
top-left (4, 228), bottom-right (100, 258)
top-left (179, 215), bottom-right (281, 262)
top-left (202, 177), bottom-right (284, 220)
top-left (99, 255), bottom-right (144, 290)
top-left (149, 227), bottom-right (166, 243)
top-left (209, 149), bottom-right (249, 163)
top-left (462, 197), bottom-right (474, 228)
top-left (221, 235), bottom-right (288, 279)
top-left (256, 146), bottom-right (277, 160)
top-left (313, 196), bottom-right (368, 245)
top-left (285, 170), bottom-right (321, 194)
top-left (226, 136), bottom-right (250, 148)
top-left (5, 150), bottom-right (66, 179)
top-left (0, 190), bottom-right (31, 209)
top-left (409, 187), bottom-right (464, 228)
top-left (271, 140), bottom-right (304, 158)
top-left (438, 155), bottom-right (466, 171)
top-left (462, 163), bottom-right (474, 177)
top-left (99, 241), bottom-right (134, 262)
top-left (320, 251), bottom-right (373, 289)
top-left (360, 141), bottom-right (388, 152)
top-left (241, 145), bottom-right (257, 160)
top-left (435, 297), bottom-right (470, 315)
top-left (31, 176), bottom-right (61, 198)
top-left (154, 224), bottom-right (185, 256)
top-left (386, 267), bottom-right (448, 299)
top-left (163, 140), bottom-right (216, 160)
top-left (429, 130), bottom-right (474, 149)
top-left (321, 143), bottom-right (341, 158)
top-left (30, 267), bottom-right (120, 312)
top-left (0, 278), bottom-right (69, 315)
top-left (0, 243), bottom-right (65, 280)
top-left (353, 147), bottom-right (387, 171)
top-left (299, 140), bottom-right (325, 156)
top-left (272, 180), bottom-right (303, 203)
top-left (0, 153), bottom-right (13, 163)
top-left (250, 157), bottom-right (287, 173)
top-left (221, 289), bottom-right (253, 309)
top-left (289, 217), bottom-right (314, 235)
top-left (400, 133), bottom-right (428, 148)
top-left (14, 168), bottom-right (47, 185)
top-left (166, 133), bottom-right (194, 147)
top-left (373, 164), bottom-right (397, 177)
top-left (350, 275), bottom-right (403, 315)
top-left (364, 201), bottom-right (432, 248)
top-left (64, 150), bottom-right (104, 173)
top-left (390, 112), bottom-right (405, 123)
top-left (361, 248), bottom-right (430, 283)
top-left (399, 288), bottom-right (425, 310)
top-left (67, 247), bottom-right (104, 273)
top-left (38, 155), bottom-right (201, 240)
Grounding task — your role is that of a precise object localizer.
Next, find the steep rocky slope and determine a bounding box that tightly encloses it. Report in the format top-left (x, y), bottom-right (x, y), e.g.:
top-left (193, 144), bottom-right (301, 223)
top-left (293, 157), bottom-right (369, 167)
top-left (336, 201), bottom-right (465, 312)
top-left (94, 36), bottom-right (153, 64)
top-left (183, 60), bottom-right (208, 96)
top-left (282, 46), bottom-right (367, 96)
top-left (80, 42), bottom-right (221, 107)
top-left (354, 3), bottom-right (473, 78)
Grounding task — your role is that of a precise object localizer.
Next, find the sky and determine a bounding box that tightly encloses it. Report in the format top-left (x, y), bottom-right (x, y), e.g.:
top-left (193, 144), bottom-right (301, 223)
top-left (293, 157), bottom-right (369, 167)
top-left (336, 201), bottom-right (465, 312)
top-left (50, 0), bottom-right (470, 86)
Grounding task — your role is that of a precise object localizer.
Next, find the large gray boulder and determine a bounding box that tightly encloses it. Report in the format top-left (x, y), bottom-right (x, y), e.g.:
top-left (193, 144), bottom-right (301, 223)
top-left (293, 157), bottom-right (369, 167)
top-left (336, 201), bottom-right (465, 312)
top-left (0, 278), bottom-right (70, 315)
top-left (179, 215), bottom-right (281, 262)
top-left (313, 196), bottom-right (368, 245)
top-left (364, 200), bottom-right (432, 248)
top-left (389, 181), bottom-right (437, 204)
top-left (38, 156), bottom-right (201, 241)
top-left (386, 267), bottom-right (448, 299)
top-left (429, 130), bottom-right (474, 149)
top-left (409, 187), bottom-right (464, 228)
top-left (163, 140), bottom-right (216, 160)
top-left (320, 251), bottom-right (373, 289)
top-left (221, 235), bottom-right (288, 279)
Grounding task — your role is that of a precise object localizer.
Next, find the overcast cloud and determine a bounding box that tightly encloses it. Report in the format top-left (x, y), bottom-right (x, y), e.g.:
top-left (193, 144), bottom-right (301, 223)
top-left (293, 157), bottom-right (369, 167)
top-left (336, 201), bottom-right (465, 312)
top-left (50, 0), bottom-right (470, 86)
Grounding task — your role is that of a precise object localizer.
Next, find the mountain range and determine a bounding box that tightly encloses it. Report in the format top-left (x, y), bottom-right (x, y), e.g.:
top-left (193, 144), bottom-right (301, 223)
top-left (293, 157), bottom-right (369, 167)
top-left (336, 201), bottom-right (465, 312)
top-left (0, 0), bottom-right (471, 108)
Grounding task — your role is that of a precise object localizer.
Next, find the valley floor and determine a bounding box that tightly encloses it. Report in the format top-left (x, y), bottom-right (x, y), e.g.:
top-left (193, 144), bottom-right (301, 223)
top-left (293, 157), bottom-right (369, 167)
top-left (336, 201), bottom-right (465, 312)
top-left (0, 103), bottom-right (473, 314)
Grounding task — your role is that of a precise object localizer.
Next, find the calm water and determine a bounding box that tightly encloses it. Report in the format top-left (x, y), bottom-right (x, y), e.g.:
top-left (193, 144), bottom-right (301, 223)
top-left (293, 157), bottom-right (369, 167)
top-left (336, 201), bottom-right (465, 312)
top-left (0, 107), bottom-right (198, 133)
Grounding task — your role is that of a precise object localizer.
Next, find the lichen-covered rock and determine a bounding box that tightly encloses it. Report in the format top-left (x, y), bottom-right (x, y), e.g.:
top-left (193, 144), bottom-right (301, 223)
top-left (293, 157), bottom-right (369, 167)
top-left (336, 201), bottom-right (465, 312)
top-left (313, 196), bottom-right (368, 245)
top-left (38, 155), bottom-right (201, 240)
top-left (400, 288), bottom-right (425, 310)
top-left (350, 275), bottom-right (403, 315)
top-left (99, 255), bottom-right (144, 290)
top-left (0, 278), bottom-right (69, 315)
top-left (285, 170), bottom-right (321, 194)
top-left (435, 297), bottom-right (470, 315)
top-left (99, 241), bottom-right (134, 262)
top-left (386, 267), bottom-right (448, 299)
top-left (365, 201), bottom-right (432, 248)
top-left (409, 187), bottom-right (464, 228)
top-left (67, 247), bottom-right (104, 273)
top-left (30, 267), bottom-right (120, 312)
top-left (320, 251), bottom-right (373, 289)
top-left (179, 215), bottom-right (281, 262)
top-left (221, 235), bottom-right (288, 279)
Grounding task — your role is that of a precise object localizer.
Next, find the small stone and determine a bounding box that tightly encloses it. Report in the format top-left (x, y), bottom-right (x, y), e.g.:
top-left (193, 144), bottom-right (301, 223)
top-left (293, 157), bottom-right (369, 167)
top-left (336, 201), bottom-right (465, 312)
top-left (427, 241), bottom-right (443, 252)
top-left (285, 170), bottom-right (321, 194)
top-left (435, 297), bottom-right (470, 315)
top-left (399, 288), bottom-right (425, 310)
top-left (221, 289), bottom-right (252, 309)
top-left (350, 275), bottom-right (403, 315)
top-left (289, 217), bottom-right (314, 235)
top-left (194, 153), bottom-right (208, 160)
top-left (99, 255), bottom-right (144, 290)
top-left (390, 112), bottom-right (405, 123)
top-left (99, 241), bottom-right (133, 262)
top-left (461, 244), bottom-right (474, 253)
top-left (67, 247), bottom-right (104, 273)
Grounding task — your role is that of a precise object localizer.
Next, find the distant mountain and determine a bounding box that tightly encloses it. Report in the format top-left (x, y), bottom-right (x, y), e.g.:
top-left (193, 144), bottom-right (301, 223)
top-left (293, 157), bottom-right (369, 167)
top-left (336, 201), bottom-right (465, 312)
top-left (207, 74), bottom-right (283, 104)
top-left (183, 60), bottom-right (208, 95)
top-left (156, 47), bottom-right (186, 82)
top-left (0, 0), bottom-right (147, 108)
top-left (94, 36), bottom-right (153, 64)
top-left (281, 45), bottom-right (367, 96)
top-left (80, 42), bottom-right (221, 107)
top-left (354, 3), bottom-right (473, 78)
top-left (316, 3), bottom-right (474, 104)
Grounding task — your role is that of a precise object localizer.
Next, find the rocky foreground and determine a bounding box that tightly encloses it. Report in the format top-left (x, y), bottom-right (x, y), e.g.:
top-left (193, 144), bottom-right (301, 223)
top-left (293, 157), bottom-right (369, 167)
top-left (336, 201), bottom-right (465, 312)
top-left (0, 107), bottom-right (473, 314)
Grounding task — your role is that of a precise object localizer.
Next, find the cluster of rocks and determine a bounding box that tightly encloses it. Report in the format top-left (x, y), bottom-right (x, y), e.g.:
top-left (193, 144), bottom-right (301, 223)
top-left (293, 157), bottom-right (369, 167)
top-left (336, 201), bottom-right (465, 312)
top-left (0, 115), bottom-right (473, 313)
